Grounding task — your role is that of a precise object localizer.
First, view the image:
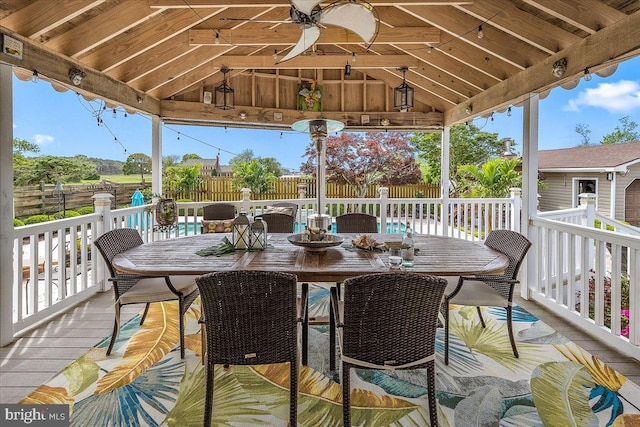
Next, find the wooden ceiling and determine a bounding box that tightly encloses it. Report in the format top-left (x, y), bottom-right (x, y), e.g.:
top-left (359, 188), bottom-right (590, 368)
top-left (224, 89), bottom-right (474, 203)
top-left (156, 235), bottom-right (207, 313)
top-left (1, 0), bottom-right (639, 131)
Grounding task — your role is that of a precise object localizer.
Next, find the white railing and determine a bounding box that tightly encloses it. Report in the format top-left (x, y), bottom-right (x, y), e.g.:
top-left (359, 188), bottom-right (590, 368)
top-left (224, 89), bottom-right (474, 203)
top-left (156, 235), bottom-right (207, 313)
top-left (529, 194), bottom-right (640, 360)
top-left (10, 189), bottom-right (519, 339)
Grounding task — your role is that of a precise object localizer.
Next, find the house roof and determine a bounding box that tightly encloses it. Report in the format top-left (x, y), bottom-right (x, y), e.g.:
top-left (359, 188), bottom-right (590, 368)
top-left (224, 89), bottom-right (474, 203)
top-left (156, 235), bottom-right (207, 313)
top-left (1, 1), bottom-right (639, 131)
top-left (538, 141), bottom-right (640, 171)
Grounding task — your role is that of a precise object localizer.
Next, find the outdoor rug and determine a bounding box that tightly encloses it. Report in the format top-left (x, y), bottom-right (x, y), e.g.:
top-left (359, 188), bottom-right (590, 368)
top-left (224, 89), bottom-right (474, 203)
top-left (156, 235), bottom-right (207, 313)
top-left (20, 284), bottom-right (640, 426)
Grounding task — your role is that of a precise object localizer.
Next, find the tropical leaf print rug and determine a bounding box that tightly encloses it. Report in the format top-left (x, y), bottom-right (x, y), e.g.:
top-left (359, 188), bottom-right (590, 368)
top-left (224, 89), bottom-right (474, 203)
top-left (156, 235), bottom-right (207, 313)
top-left (21, 284), bottom-right (640, 426)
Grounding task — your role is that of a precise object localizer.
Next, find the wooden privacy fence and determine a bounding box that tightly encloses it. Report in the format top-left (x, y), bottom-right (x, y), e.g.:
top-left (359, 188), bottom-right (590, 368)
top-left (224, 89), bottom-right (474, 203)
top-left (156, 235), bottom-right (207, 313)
top-left (14, 182), bottom-right (151, 219)
top-left (165, 176), bottom-right (439, 201)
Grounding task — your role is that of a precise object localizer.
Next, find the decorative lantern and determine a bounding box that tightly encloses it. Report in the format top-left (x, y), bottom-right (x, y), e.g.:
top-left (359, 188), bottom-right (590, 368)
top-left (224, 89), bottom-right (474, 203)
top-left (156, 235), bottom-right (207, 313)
top-left (155, 198), bottom-right (177, 228)
top-left (232, 212), bottom-right (251, 249)
top-left (249, 218), bottom-right (268, 250)
top-left (394, 67), bottom-right (414, 112)
top-left (215, 67), bottom-right (234, 110)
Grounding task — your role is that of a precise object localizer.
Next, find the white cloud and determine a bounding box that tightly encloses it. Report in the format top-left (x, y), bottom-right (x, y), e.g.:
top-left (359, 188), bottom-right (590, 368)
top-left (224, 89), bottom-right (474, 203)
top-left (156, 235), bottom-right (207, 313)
top-left (564, 80), bottom-right (640, 113)
top-left (33, 134), bottom-right (55, 146)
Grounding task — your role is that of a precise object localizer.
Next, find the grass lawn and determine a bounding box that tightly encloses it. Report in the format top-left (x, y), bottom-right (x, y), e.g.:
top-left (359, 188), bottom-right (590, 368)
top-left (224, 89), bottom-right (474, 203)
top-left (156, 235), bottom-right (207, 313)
top-left (78, 174), bottom-right (150, 184)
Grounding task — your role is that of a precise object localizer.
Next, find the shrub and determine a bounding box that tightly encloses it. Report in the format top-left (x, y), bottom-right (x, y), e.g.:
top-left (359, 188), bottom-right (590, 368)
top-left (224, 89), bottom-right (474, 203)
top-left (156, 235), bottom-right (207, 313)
top-left (176, 199), bottom-right (193, 216)
top-left (24, 214), bottom-right (51, 225)
top-left (13, 218), bottom-right (25, 227)
top-left (52, 210), bottom-right (81, 220)
top-left (77, 206), bottom-right (94, 215)
top-left (576, 270), bottom-right (630, 338)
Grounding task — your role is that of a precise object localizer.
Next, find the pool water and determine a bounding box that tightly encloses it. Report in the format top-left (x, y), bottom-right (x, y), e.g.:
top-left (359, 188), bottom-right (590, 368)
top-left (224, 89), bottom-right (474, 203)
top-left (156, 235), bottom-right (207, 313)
top-left (178, 221), bottom-right (405, 235)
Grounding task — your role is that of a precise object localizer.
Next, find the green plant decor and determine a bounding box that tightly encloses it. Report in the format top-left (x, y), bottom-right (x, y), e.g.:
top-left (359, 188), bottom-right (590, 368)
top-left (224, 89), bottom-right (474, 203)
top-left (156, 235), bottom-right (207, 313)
top-left (576, 270), bottom-right (630, 337)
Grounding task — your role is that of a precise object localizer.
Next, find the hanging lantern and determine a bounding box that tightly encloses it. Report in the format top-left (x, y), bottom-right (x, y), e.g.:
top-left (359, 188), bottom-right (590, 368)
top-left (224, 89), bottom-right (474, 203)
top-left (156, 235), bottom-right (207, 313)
top-left (155, 198), bottom-right (177, 227)
top-left (232, 212), bottom-right (251, 249)
top-left (249, 218), bottom-right (268, 250)
top-left (394, 66), bottom-right (414, 112)
top-left (215, 67), bottom-right (234, 110)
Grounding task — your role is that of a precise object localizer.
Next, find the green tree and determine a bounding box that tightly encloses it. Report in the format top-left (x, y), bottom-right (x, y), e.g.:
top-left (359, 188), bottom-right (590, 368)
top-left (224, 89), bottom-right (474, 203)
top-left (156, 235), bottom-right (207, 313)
top-left (122, 153), bottom-right (151, 180)
top-left (600, 116), bottom-right (639, 145)
top-left (575, 123), bottom-right (592, 146)
top-left (14, 155), bottom-right (89, 186)
top-left (164, 163), bottom-right (204, 197)
top-left (181, 153), bottom-right (202, 162)
top-left (13, 138), bottom-right (40, 154)
top-left (232, 159), bottom-right (277, 194)
top-left (163, 154), bottom-right (181, 170)
top-left (457, 157), bottom-right (522, 198)
top-left (411, 123), bottom-right (511, 185)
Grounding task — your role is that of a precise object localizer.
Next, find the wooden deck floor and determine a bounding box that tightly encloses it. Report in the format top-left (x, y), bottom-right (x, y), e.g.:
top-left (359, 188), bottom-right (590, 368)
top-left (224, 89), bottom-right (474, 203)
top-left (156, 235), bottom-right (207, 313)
top-left (1, 289), bottom-right (640, 404)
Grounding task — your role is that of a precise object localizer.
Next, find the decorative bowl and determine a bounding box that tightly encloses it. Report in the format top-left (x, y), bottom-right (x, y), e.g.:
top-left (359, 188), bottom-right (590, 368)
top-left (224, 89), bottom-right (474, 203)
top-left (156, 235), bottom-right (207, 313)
top-left (287, 233), bottom-right (344, 252)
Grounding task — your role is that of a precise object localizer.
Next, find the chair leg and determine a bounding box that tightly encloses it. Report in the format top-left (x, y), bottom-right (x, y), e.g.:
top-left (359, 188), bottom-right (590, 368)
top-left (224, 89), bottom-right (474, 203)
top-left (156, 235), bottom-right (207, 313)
top-left (506, 306), bottom-right (519, 358)
top-left (179, 296), bottom-right (186, 359)
top-left (290, 360), bottom-right (298, 426)
top-left (476, 306), bottom-right (486, 328)
top-left (204, 358), bottom-right (214, 427)
top-left (329, 296), bottom-right (336, 372)
top-left (106, 315), bottom-right (119, 356)
top-left (139, 303), bottom-right (151, 325)
top-left (444, 301), bottom-right (450, 365)
top-left (302, 282), bottom-right (309, 366)
top-left (200, 325), bottom-right (206, 365)
top-left (427, 362), bottom-right (439, 427)
top-left (343, 362), bottom-right (351, 427)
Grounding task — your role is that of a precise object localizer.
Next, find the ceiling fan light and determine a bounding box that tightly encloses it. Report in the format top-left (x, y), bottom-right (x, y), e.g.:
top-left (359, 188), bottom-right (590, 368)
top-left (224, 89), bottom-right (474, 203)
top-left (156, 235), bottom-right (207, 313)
top-left (215, 67), bottom-right (234, 110)
top-left (394, 67), bottom-right (414, 112)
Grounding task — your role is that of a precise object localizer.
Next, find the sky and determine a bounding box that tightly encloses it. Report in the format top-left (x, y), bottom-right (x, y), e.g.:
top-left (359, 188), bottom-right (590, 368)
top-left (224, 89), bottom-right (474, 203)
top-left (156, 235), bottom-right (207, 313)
top-left (11, 56), bottom-right (640, 172)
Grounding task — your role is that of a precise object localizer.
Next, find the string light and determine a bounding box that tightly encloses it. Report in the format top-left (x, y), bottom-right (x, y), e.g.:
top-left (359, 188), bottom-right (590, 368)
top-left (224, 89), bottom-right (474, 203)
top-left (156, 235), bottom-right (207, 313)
top-left (490, 112), bottom-right (495, 121)
top-left (273, 49), bottom-right (278, 60)
top-left (583, 67), bottom-right (592, 81)
top-left (427, 46), bottom-right (434, 54)
top-left (351, 52), bottom-right (357, 63)
top-left (177, 132), bottom-right (180, 141)
top-left (31, 70), bottom-right (39, 83)
top-left (112, 109), bottom-right (117, 119)
top-left (215, 32), bottom-right (220, 45)
top-left (507, 106), bottom-right (512, 117)
top-left (477, 25), bottom-right (484, 39)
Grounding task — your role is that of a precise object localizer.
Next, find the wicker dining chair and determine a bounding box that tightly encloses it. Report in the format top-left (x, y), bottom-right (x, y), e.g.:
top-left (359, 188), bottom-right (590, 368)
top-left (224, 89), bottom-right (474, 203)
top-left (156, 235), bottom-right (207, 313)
top-left (200, 203), bottom-right (236, 233)
top-left (258, 212), bottom-right (296, 233)
top-left (94, 228), bottom-right (199, 359)
top-left (443, 229), bottom-right (532, 365)
top-left (271, 201), bottom-right (298, 219)
top-left (330, 272), bottom-right (447, 427)
top-left (196, 270), bottom-right (307, 427)
top-left (335, 213), bottom-right (378, 233)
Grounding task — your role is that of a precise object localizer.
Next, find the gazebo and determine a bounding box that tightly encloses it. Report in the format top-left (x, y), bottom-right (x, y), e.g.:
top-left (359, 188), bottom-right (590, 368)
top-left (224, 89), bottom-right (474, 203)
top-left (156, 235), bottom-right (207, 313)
top-left (1, 0), bottom-right (640, 348)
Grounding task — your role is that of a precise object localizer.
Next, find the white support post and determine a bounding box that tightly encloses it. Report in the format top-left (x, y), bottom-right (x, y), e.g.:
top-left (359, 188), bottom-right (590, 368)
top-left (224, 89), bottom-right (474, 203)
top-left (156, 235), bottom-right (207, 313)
top-left (510, 188), bottom-right (522, 231)
top-left (0, 63), bottom-right (14, 346)
top-left (241, 188), bottom-right (251, 214)
top-left (440, 127), bottom-right (451, 237)
top-left (93, 193), bottom-right (114, 292)
top-left (522, 93), bottom-right (540, 299)
top-left (379, 187), bottom-right (389, 235)
top-left (151, 115), bottom-right (162, 196)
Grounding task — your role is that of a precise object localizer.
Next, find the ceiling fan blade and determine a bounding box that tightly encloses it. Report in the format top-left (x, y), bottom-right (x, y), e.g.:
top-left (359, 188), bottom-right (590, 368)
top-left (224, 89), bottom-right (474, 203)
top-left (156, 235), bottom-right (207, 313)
top-left (291, 0), bottom-right (322, 16)
top-left (220, 17), bottom-right (293, 24)
top-left (319, 3), bottom-right (377, 44)
top-left (277, 25), bottom-right (321, 63)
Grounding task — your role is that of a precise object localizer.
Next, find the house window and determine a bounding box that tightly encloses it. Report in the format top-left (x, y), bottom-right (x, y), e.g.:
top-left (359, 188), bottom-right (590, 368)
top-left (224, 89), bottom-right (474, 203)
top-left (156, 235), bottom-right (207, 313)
top-left (574, 178), bottom-right (597, 207)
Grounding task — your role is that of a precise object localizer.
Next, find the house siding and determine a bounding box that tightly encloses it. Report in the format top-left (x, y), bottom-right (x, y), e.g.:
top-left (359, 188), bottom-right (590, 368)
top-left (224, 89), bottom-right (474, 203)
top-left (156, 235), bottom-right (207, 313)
top-left (539, 172), bottom-right (611, 216)
top-left (617, 164), bottom-right (640, 221)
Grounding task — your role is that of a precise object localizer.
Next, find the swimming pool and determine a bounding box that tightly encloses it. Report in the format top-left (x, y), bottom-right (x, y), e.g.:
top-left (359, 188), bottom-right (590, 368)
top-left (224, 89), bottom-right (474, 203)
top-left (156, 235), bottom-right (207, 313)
top-left (178, 221), bottom-right (405, 235)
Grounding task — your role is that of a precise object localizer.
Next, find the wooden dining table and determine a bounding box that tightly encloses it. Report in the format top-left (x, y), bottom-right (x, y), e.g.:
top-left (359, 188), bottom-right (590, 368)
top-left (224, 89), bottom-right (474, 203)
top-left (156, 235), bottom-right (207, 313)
top-left (112, 232), bottom-right (509, 282)
top-left (112, 232), bottom-right (508, 369)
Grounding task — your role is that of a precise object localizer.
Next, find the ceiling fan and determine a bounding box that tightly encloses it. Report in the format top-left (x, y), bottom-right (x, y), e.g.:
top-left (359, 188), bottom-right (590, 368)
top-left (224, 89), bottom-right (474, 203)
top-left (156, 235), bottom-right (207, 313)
top-left (222, 0), bottom-right (379, 63)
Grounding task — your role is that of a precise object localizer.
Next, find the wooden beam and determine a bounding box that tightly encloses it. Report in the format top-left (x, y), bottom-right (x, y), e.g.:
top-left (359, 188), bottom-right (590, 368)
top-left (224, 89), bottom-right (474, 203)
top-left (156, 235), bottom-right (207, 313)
top-left (160, 100), bottom-right (444, 129)
top-left (190, 54), bottom-right (421, 69)
top-left (190, 26), bottom-right (440, 45)
top-left (521, 0), bottom-right (625, 35)
top-left (0, 25), bottom-right (159, 115)
top-left (444, 10), bottom-right (640, 125)
top-left (364, 69), bottom-right (451, 112)
top-left (0, 0), bottom-right (104, 39)
top-left (44, 0), bottom-right (163, 57)
top-left (150, 0), bottom-right (474, 7)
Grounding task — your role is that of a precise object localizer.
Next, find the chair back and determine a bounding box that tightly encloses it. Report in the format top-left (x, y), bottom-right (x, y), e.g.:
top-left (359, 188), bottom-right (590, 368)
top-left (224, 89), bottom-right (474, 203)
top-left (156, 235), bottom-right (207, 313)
top-left (203, 203), bottom-right (236, 220)
top-left (271, 202), bottom-right (298, 219)
top-left (335, 213), bottom-right (378, 233)
top-left (341, 272), bottom-right (447, 367)
top-left (94, 228), bottom-right (143, 277)
top-left (484, 229), bottom-right (532, 280)
top-left (196, 270), bottom-right (298, 365)
top-left (258, 212), bottom-right (296, 233)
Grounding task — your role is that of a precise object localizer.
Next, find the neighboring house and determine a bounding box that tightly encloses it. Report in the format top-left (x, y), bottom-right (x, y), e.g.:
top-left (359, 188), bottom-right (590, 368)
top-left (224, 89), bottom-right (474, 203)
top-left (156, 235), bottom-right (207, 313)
top-left (182, 155), bottom-right (233, 177)
top-left (537, 141), bottom-right (640, 225)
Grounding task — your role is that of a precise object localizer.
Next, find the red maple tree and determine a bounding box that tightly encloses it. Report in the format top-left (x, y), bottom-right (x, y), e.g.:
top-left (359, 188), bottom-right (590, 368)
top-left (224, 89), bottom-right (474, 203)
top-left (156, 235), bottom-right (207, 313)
top-left (300, 132), bottom-right (421, 197)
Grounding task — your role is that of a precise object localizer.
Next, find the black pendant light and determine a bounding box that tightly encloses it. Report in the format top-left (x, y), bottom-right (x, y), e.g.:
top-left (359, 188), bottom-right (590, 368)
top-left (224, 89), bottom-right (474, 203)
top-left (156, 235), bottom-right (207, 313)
top-left (215, 67), bottom-right (234, 110)
top-left (394, 67), bottom-right (414, 112)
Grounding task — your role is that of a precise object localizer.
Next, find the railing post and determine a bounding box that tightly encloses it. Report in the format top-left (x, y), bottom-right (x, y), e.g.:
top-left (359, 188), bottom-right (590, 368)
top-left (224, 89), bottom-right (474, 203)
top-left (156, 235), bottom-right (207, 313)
top-left (510, 188), bottom-right (522, 232)
top-left (579, 193), bottom-right (597, 227)
top-left (240, 188), bottom-right (251, 214)
top-left (379, 186), bottom-right (389, 235)
top-left (93, 193), bottom-right (113, 292)
top-left (297, 183), bottom-right (307, 199)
